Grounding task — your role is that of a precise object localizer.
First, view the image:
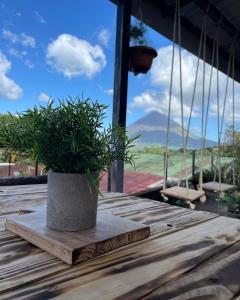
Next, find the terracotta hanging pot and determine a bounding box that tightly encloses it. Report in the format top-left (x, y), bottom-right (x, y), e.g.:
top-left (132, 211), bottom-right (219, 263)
top-left (129, 46), bottom-right (157, 75)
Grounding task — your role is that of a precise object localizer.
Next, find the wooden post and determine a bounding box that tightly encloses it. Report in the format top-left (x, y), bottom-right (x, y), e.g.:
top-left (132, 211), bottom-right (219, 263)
top-left (107, 168), bottom-right (111, 192)
top-left (35, 160), bottom-right (38, 176)
top-left (192, 150), bottom-right (196, 178)
top-left (110, 0), bottom-right (131, 193)
top-left (8, 154), bottom-right (11, 177)
top-left (164, 152), bottom-right (168, 182)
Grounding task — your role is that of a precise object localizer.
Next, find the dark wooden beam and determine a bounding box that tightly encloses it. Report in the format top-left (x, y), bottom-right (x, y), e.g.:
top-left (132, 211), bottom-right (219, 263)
top-left (110, 0), bottom-right (131, 193)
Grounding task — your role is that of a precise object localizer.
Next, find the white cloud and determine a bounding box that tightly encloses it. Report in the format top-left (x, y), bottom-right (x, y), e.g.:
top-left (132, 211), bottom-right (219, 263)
top-left (0, 52), bottom-right (22, 100)
top-left (46, 34), bottom-right (106, 79)
top-left (98, 28), bottom-right (111, 47)
top-left (38, 92), bottom-right (50, 102)
top-left (132, 90), bottom-right (193, 119)
top-left (2, 29), bottom-right (17, 43)
top-left (20, 33), bottom-right (35, 48)
top-left (104, 88), bottom-right (113, 95)
top-left (8, 48), bottom-right (34, 68)
top-left (35, 11), bottom-right (47, 24)
top-left (2, 29), bottom-right (36, 48)
top-left (133, 45), bottom-right (240, 123)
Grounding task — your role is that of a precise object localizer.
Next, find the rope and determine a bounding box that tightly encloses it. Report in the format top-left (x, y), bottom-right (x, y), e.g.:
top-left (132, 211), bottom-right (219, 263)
top-left (185, 20), bottom-right (204, 148)
top-left (219, 53), bottom-right (232, 142)
top-left (163, 0), bottom-right (178, 189)
top-left (232, 49), bottom-right (236, 186)
top-left (216, 31), bottom-right (222, 185)
top-left (199, 17), bottom-right (207, 191)
top-left (177, 0), bottom-right (188, 189)
top-left (138, 0), bottom-right (144, 23)
top-left (213, 43), bottom-right (232, 184)
top-left (203, 39), bottom-right (216, 150)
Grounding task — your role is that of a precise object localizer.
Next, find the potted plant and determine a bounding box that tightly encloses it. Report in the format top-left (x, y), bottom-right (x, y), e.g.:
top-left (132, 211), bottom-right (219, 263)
top-left (129, 21), bottom-right (157, 75)
top-left (218, 191), bottom-right (240, 218)
top-left (0, 98), bottom-right (137, 231)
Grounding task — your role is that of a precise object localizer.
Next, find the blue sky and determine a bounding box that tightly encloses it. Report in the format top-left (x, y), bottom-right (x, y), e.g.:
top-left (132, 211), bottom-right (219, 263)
top-left (0, 0), bottom-right (237, 141)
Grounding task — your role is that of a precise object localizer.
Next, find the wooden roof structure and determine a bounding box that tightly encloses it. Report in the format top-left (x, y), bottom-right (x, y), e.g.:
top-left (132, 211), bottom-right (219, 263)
top-left (1, 184), bottom-right (240, 298)
top-left (111, 0), bottom-right (240, 82)
top-left (109, 0), bottom-right (240, 192)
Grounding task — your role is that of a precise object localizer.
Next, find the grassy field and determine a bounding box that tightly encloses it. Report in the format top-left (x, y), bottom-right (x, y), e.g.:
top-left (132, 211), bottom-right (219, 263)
top-left (125, 147), bottom-right (233, 178)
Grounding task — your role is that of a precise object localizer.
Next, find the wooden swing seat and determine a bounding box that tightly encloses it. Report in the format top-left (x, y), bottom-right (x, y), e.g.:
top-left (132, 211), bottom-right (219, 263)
top-left (201, 181), bottom-right (235, 193)
top-left (161, 186), bottom-right (205, 202)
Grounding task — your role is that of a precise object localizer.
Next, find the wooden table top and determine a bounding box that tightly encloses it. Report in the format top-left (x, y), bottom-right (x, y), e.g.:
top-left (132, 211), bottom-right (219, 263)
top-left (0, 184), bottom-right (240, 300)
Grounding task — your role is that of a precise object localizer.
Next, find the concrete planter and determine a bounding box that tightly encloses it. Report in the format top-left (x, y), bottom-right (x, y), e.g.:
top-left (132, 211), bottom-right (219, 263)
top-left (47, 172), bottom-right (98, 231)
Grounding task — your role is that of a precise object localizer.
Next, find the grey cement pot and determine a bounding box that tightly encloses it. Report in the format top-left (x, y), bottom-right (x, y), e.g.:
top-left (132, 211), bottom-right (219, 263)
top-left (47, 172), bottom-right (98, 231)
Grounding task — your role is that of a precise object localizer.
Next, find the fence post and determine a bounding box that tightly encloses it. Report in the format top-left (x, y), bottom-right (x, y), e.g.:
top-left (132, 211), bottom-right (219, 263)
top-left (35, 160), bottom-right (38, 176)
top-left (192, 150), bottom-right (196, 178)
top-left (8, 154), bottom-right (11, 177)
top-left (164, 152), bottom-right (168, 183)
top-left (107, 168), bottom-right (111, 192)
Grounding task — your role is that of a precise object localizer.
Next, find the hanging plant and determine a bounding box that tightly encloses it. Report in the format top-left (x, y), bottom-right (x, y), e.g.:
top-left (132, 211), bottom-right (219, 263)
top-left (129, 20), bottom-right (157, 75)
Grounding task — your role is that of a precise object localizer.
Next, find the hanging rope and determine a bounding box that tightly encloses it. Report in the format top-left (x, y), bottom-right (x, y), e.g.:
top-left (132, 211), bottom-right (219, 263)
top-left (177, 0), bottom-right (189, 189)
top-left (232, 49), bottom-right (236, 186)
top-left (216, 31), bottom-right (222, 185)
top-left (199, 17), bottom-right (207, 192)
top-left (219, 52), bottom-right (232, 142)
top-left (184, 20), bottom-right (204, 148)
top-left (203, 39), bottom-right (216, 150)
top-left (163, 0), bottom-right (178, 189)
top-left (213, 41), bottom-right (233, 184)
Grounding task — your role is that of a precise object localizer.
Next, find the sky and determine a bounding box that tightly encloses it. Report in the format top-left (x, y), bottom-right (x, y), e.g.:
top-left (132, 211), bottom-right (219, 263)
top-left (0, 0), bottom-right (238, 142)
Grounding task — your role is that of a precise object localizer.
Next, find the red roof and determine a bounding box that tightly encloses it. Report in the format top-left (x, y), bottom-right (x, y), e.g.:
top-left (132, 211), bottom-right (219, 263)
top-left (100, 171), bottom-right (163, 195)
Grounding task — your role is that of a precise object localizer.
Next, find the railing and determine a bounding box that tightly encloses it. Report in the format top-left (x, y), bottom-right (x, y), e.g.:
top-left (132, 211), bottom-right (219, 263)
top-left (0, 149), bottom-right (43, 178)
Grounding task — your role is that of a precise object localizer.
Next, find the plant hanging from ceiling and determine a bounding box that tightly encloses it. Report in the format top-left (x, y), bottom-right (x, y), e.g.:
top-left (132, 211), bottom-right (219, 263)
top-left (129, 20), bottom-right (157, 75)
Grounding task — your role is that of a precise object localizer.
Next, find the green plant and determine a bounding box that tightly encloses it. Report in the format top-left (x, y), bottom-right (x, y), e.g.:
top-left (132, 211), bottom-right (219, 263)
top-left (218, 191), bottom-right (240, 215)
top-left (130, 21), bottom-right (147, 46)
top-left (191, 168), bottom-right (215, 185)
top-left (0, 97), bottom-right (138, 190)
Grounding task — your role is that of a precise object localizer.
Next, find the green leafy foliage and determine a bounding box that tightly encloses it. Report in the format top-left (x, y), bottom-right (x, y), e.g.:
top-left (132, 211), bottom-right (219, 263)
top-left (0, 97), bottom-right (138, 189)
top-left (218, 191), bottom-right (240, 214)
top-left (130, 21), bottom-right (147, 46)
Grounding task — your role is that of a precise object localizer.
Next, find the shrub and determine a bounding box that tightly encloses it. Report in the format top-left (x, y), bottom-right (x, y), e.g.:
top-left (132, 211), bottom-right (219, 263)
top-left (0, 97), bottom-right (138, 189)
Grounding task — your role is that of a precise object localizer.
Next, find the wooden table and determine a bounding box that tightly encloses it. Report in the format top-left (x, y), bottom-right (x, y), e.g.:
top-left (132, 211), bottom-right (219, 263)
top-left (0, 184), bottom-right (240, 300)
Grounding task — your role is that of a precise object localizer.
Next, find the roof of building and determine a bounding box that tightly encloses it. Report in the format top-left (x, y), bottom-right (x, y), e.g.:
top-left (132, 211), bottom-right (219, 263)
top-left (100, 171), bottom-right (164, 195)
top-left (111, 0), bottom-right (240, 82)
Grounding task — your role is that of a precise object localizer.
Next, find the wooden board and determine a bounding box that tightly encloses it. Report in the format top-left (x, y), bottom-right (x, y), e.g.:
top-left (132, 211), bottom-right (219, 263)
top-left (202, 181), bottom-right (235, 192)
top-left (3, 216), bottom-right (240, 300)
top-left (5, 206), bottom-right (150, 265)
top-left (1, 185), bottom-right (240, 300)
top-left (161, 186), bottom-right (205, 202)
top-left (144, 241), bottom-right (240, 299)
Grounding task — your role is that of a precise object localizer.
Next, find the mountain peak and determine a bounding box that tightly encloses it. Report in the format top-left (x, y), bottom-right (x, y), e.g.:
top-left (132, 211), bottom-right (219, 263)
top-left (132, 110), bottom-right (179, 128)
top-left (128, 110), bottom-right (216, 149)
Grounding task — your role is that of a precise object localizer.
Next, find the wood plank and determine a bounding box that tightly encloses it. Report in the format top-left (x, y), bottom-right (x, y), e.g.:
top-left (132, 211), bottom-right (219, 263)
top-left (144, 241), bottom-right (240, 300)
top-left (0, 202), bottom-right (217, 295)
top-left (161, 186), bottom-right (205, 202)
top-left (202, 181), bottom-right (236, 192)
top-left (5, 207), bottom-right (150, 265)
top-left (1, 216), bottom-right (240, 300)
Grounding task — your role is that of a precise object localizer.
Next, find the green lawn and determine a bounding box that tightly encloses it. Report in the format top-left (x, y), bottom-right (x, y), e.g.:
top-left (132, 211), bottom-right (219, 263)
top-left (125, 151), bottom-right (233, 178)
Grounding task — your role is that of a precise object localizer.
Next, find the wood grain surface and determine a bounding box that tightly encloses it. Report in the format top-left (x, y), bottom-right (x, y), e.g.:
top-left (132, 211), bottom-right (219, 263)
top-left (161, 186), bottom-right (205, 201)
top-left (0, 184), bottom-right (239, 300)
top-left (202, 181), bottom-right (236, 192)
top-left (6, 207), bottom-right (150, 265)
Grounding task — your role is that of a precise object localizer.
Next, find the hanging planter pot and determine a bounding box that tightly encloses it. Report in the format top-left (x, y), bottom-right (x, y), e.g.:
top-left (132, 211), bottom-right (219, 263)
top-left (129, 46), bottom-right (157, 75)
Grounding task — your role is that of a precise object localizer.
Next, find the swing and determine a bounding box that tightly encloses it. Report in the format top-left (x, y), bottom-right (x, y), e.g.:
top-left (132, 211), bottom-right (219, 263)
top-left (161, 0), bottom-right (205, 204)
top-left (202, 36), bottom-right (236, 194)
